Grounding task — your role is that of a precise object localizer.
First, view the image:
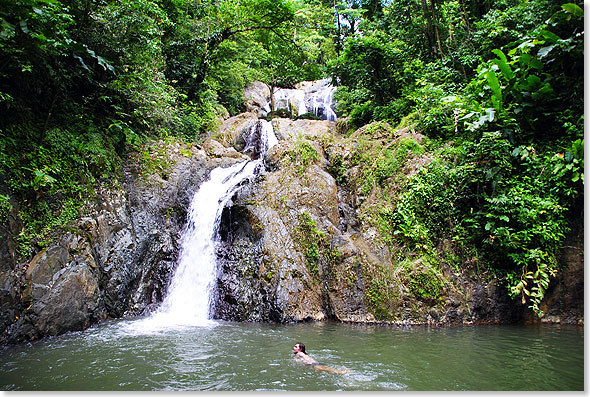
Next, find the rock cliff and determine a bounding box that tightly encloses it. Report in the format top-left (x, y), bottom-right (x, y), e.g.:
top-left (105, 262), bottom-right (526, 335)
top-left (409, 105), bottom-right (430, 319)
top-left (0, 82), bottom-right (583, 346)
top-left (209, 113), bottom-right (533, 325)
top-left (0, 140), bottom-right (243, 345)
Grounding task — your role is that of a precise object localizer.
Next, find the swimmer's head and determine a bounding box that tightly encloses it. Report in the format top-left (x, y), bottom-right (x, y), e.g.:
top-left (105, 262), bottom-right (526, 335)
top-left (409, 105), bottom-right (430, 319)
top-left (293, 342), bottom-right (306, 354)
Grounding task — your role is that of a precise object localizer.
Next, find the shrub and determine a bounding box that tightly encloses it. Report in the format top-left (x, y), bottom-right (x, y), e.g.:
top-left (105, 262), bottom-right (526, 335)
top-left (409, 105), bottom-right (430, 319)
top-left (285, 137), bottom-right (320, 175)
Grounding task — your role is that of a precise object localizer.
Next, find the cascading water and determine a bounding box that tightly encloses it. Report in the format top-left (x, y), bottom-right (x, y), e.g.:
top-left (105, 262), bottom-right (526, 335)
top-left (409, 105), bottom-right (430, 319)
top-left (243, 119), bottom-right (278, 160)
top-left (270, 79), bottom-right (337, 120)
top-left (273, 88), bottom-right (307, 116)
top-left (310, 84), bottom-right (337, 121)
top-left (130, 120), bottom-right (277, 331)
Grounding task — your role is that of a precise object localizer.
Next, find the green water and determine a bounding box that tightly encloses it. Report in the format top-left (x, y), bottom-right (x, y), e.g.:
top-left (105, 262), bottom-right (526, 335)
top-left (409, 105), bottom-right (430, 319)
top-left (0, 319), bottom-right (583, 391)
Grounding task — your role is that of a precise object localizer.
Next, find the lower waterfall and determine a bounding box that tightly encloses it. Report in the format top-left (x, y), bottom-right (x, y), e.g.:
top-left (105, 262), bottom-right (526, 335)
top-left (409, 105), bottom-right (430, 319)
top-left (133, 120), bottom-right (277, 329)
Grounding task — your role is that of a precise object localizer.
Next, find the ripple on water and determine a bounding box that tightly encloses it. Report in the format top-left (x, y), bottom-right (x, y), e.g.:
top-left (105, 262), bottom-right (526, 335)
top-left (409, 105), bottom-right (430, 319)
top-left (0, 322), bottom-right (583, 391)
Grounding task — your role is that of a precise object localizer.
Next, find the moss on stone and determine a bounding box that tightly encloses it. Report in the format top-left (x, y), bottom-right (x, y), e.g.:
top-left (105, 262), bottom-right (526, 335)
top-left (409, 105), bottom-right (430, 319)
top-left (401, 258), bottom-right (447, 305)
top-left (359, 258), bottom-right (398, 321)
top-left (295, 212), bottom-right (324, 277)
top-left (284, 137), bottom-right (320, 175)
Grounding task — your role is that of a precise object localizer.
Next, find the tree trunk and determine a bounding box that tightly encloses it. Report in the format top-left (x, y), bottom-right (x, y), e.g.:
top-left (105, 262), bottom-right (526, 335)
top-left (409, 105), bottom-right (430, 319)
top-left (430, 0), bottom-right (445, 59)
top-left (334, 0), bottom-right (342, 55)
top-left (421, 0), bottom-right (435, 59)
top-left (270, 80), bottom-right (276, 112)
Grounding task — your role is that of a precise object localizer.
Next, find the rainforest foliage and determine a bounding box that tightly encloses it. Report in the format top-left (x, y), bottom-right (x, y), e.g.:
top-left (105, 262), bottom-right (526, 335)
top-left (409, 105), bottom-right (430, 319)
top-left (0, 0), bottom-right (583, 316)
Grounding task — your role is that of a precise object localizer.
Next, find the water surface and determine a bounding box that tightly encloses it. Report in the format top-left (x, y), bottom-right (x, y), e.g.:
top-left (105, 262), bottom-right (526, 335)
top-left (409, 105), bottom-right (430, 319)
top-left (0, 320), bottom-right (583, 391)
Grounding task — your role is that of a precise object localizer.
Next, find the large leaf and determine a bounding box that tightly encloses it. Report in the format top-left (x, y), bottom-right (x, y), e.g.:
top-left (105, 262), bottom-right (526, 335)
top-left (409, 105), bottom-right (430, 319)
top-left (540, 30), bottom-right (562, 44)
top-left (486, 70), bottom-right (502, 111)
top-left (561, 3), bottom-right (584, 17)
top-left (537, 44), bottom-right (556, 59)
top-left (518, 53), bottom-right (543, 70)
top-left (492, 49), bottom-right (514, 80)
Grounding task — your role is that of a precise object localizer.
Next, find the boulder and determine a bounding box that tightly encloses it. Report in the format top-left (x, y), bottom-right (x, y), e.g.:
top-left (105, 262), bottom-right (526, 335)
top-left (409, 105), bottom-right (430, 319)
top-left (243, 82), bottom-right (271, 117)
top-left (214, 112), bottom-right (260, 149)
top-left (4, 232), bottom-right (103, 342)
top-left (27, 263), bottom-right (101, 337)
top-left (271, 118), bottom-right (336, 141)
top-left (203, 139), bottom-right (250, 160)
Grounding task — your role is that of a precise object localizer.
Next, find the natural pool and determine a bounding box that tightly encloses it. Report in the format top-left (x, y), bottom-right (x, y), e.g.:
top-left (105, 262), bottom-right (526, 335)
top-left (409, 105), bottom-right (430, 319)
top-left (0, 319), bottom-right (583, 391)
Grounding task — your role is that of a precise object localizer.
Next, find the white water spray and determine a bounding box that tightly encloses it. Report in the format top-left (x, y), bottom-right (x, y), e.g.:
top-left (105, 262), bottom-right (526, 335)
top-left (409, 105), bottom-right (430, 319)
top-left (130, 120), bottom-right (277, 331)
top-left (310, 84), bottom-right (337, 121)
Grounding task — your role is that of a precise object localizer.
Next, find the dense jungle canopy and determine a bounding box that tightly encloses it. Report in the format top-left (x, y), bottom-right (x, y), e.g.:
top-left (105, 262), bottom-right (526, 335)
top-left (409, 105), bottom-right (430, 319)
top-left (0, 0), bottom-right (584, 316)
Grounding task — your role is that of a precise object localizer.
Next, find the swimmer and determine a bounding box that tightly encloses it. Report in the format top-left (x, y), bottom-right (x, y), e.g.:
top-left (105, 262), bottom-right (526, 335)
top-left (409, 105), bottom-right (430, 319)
top-left (292, 342), bottom-right (349, 374)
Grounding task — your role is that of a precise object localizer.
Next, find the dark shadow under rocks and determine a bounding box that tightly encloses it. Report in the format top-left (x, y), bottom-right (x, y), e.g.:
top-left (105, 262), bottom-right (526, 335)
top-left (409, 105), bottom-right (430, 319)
top-left (212, 202), bottom-right (277, 322)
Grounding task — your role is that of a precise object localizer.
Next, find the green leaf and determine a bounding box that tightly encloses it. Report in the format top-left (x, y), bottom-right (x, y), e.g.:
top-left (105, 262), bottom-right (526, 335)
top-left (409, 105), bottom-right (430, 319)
top-left (526, 74), bottom-right (542, 87)
top-left (519, 54), bottom-right (543, 70)
top-left (96, 55), bottom-right (115, 72)
top-left (523, 288), bottom-right (530, 296)
top-left (537, 45), bottom-right (556, 59)
top-left (19, 20), bottom-right (29, 34)
top-left (492, 49), bottom-right (514, 80)
top-left (491, 49), bottom-right (508, 63)
top-left (540, 30), bottom-right (562, 44)
top-left (532, 82), bottom-right (554, 100)
top-left (562, 3), bottom-right (584, 17)
top-left (486, 70), bottom-right (502, 111)
top-left (554, 163), bottom-right (563, 173)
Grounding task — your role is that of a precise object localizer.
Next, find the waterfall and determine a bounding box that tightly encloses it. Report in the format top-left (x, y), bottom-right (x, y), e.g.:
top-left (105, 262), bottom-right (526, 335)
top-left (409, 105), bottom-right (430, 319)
top-left (271, 79), bottom-right (337, 120)
top-left (243, 118), bottom-right (278, 160)
top-left (310, 84), bottom-right (337, 122)
top-left (133, 120), bottom-right (277, 330)
top-left (272, 87), bottom-right (307, 116)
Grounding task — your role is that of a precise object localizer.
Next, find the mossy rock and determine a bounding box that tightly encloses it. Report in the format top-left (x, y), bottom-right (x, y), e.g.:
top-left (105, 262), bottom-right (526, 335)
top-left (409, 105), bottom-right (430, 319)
top-left (267, 109), bottom-right (292, 119)
top-left (295, 112), bottom-right (322, 121)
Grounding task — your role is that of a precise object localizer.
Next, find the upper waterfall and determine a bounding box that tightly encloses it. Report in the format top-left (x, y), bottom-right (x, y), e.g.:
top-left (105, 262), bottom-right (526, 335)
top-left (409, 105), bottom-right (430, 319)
top-left (243, 79), bottom-right (337, 121)
top-left (306, 81), bottom-right (337, 121)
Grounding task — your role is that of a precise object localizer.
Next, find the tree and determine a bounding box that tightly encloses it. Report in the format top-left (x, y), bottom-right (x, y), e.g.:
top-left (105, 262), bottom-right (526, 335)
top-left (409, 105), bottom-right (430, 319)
top-left (162, 0), bottom-right (296, 101)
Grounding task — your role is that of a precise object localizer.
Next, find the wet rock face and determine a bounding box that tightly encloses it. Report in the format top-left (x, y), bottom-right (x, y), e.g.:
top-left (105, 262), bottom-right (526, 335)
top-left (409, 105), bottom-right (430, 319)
top-left (213, 203), bottom-right (274, 322)
top-left (86, 145), bottom-right (217, 319)
top-left (208, 114), bottom-right (583, 326)
top-left (211, 131), bottom-right (360, 323)
top-left (0, 142), bottom-right (235, 345)
top-left (536, 209), bottom-right (584, 324)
